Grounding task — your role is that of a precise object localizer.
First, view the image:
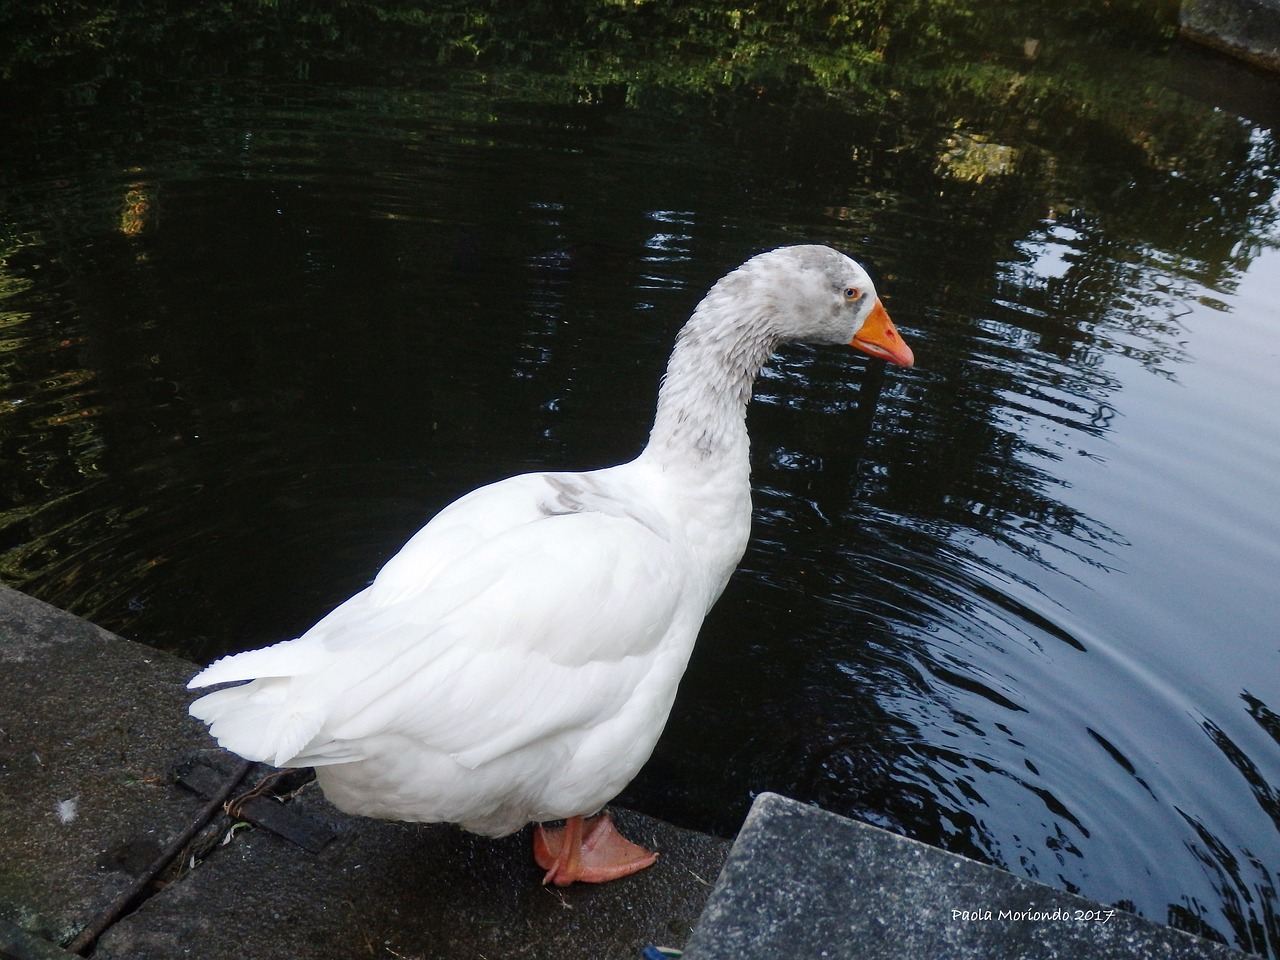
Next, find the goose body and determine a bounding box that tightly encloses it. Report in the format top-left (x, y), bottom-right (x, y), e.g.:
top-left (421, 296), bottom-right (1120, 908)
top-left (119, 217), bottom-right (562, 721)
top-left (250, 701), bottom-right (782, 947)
top-left (189, 244), bottom-right (913, 882)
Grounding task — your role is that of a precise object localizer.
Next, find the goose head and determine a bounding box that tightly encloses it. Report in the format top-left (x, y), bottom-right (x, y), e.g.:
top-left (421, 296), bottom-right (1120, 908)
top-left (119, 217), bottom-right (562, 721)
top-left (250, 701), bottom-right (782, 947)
top-left (715, 244), bottom-right (915, 368)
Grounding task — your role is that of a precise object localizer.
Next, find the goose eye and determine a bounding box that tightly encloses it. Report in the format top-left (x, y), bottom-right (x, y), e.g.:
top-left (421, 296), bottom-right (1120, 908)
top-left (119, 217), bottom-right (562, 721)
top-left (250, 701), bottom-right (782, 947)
top-left (843, 286), bottom-right (861, 301)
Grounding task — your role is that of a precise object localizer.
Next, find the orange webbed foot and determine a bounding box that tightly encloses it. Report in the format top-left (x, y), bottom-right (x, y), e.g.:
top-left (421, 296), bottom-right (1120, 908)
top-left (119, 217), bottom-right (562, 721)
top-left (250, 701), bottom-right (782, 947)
top-left (533, 811), bottom-right (659, 886)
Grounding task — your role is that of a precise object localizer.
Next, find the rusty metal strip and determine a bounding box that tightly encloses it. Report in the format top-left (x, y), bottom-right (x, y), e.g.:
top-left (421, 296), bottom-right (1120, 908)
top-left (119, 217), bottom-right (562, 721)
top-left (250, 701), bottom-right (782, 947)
top-left (63, 757), bottom-right (253, 955)
top-left (176, 760), bottom-right (337, 854)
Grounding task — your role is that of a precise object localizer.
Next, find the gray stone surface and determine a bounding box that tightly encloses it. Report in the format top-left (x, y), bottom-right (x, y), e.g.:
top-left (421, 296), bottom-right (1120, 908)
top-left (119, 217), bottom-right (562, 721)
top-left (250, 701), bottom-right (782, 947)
top-left (683, 792), bottom-right (1253, 960)
top-left (1182, 0), bottom-right (1280, 72)
top-left (0, 585), bottom-right (1260, 960)
top-left (94, 792), bottom-right (724, 960)
top-left (0, 584), bottom-right (729, 958)
top-left (0, 584), bottom-right (213, 947)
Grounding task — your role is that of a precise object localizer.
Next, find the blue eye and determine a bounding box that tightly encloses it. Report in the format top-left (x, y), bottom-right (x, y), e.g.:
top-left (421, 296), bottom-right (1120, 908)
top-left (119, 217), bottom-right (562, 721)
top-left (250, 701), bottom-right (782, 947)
top-left (843, 287), bottom-right (861, 301)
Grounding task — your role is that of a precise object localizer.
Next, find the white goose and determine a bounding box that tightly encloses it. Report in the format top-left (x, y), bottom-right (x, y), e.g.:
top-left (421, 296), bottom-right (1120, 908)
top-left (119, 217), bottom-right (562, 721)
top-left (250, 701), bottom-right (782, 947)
top-left (188, 244), bottom-right (914, 885)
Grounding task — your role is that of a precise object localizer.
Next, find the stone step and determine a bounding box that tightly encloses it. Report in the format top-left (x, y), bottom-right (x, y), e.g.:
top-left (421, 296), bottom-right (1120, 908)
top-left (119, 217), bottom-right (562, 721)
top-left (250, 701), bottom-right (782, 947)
top-left (0, 584), bottom-right (726, 959)
top-left (0, 584), bottom-right (1257, 959)
top-left (683, 791), bottom-right (1254, 960)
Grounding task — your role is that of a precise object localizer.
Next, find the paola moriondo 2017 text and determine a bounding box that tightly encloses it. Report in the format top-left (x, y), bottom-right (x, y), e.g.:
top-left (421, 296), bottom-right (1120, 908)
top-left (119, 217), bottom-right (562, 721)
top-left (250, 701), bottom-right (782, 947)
top-left (950, 908), bottom-right (1118, 924)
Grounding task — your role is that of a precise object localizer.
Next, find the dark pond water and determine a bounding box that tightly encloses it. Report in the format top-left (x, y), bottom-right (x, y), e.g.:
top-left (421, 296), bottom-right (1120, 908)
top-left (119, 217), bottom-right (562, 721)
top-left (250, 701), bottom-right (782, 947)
top-left (3, 20), bottom-right (1280, 958)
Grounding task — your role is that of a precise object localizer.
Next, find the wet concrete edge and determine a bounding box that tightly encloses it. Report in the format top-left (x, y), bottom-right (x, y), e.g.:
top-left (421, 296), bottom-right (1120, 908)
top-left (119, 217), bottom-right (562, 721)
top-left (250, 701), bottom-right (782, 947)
top-left (0, 583), bottom-right (1261, 959)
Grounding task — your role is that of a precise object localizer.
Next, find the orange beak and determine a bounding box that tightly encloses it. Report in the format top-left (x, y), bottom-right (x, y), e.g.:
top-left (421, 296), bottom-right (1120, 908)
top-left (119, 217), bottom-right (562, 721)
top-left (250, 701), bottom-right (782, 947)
top-left (851, 299), bottom-right (914, 368)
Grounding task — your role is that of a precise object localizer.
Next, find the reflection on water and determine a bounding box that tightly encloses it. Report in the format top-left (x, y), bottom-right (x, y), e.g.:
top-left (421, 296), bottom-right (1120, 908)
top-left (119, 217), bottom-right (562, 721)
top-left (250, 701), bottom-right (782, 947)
top-left (3, 29), bottom-right (1280, 959)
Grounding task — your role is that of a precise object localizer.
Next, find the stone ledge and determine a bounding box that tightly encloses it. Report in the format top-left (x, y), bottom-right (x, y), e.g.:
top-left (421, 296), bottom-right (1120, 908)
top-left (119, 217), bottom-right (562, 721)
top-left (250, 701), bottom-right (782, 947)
top-left (1181, 0), bottom-right (1280, 73)
top-left (682, 792), bottom-right (1255, 960)
top-left (0, 584), bottom-right (728, 959)
top-left (0, 584), bottom-right (1259, 959)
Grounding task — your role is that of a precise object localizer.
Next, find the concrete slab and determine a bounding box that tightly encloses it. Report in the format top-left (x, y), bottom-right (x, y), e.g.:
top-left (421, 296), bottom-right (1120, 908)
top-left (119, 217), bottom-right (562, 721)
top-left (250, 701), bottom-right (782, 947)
top-left (0, 584), bottom-right (213, 948)
top-left (0, 585), bottom-right (1257, 960)
top-left (682, 792), bottom-right (1254, 960)
top-left (93, 783), bottom-right (725, 960)
top-left (0, 584), bottom-right (729, 958)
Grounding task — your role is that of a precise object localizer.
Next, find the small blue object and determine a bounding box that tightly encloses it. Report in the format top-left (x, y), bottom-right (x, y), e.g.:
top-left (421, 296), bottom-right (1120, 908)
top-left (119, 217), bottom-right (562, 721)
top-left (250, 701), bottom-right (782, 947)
top-left (640, 948), bottom-right (683, 960)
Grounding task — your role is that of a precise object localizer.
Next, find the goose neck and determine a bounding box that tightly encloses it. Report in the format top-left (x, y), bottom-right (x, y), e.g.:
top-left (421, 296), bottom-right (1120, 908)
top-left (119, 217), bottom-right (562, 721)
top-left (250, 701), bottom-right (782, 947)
top-left (643, 298), bottom-right (780, 466)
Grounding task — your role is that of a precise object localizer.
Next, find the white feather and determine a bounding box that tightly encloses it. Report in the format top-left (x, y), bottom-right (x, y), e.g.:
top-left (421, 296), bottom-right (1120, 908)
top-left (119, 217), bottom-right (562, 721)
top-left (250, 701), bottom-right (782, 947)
top-left (55, 798), bottom-right (78, 824)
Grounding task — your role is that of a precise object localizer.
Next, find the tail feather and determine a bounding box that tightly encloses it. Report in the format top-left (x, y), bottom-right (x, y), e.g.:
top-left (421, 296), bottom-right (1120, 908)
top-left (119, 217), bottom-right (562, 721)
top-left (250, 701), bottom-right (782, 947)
top-left (188, 638), bottom-right (324, 689)
top-left (187, 610), bottom-right (411, 768)
top-left (189, 679), bottom-right (328, 768)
